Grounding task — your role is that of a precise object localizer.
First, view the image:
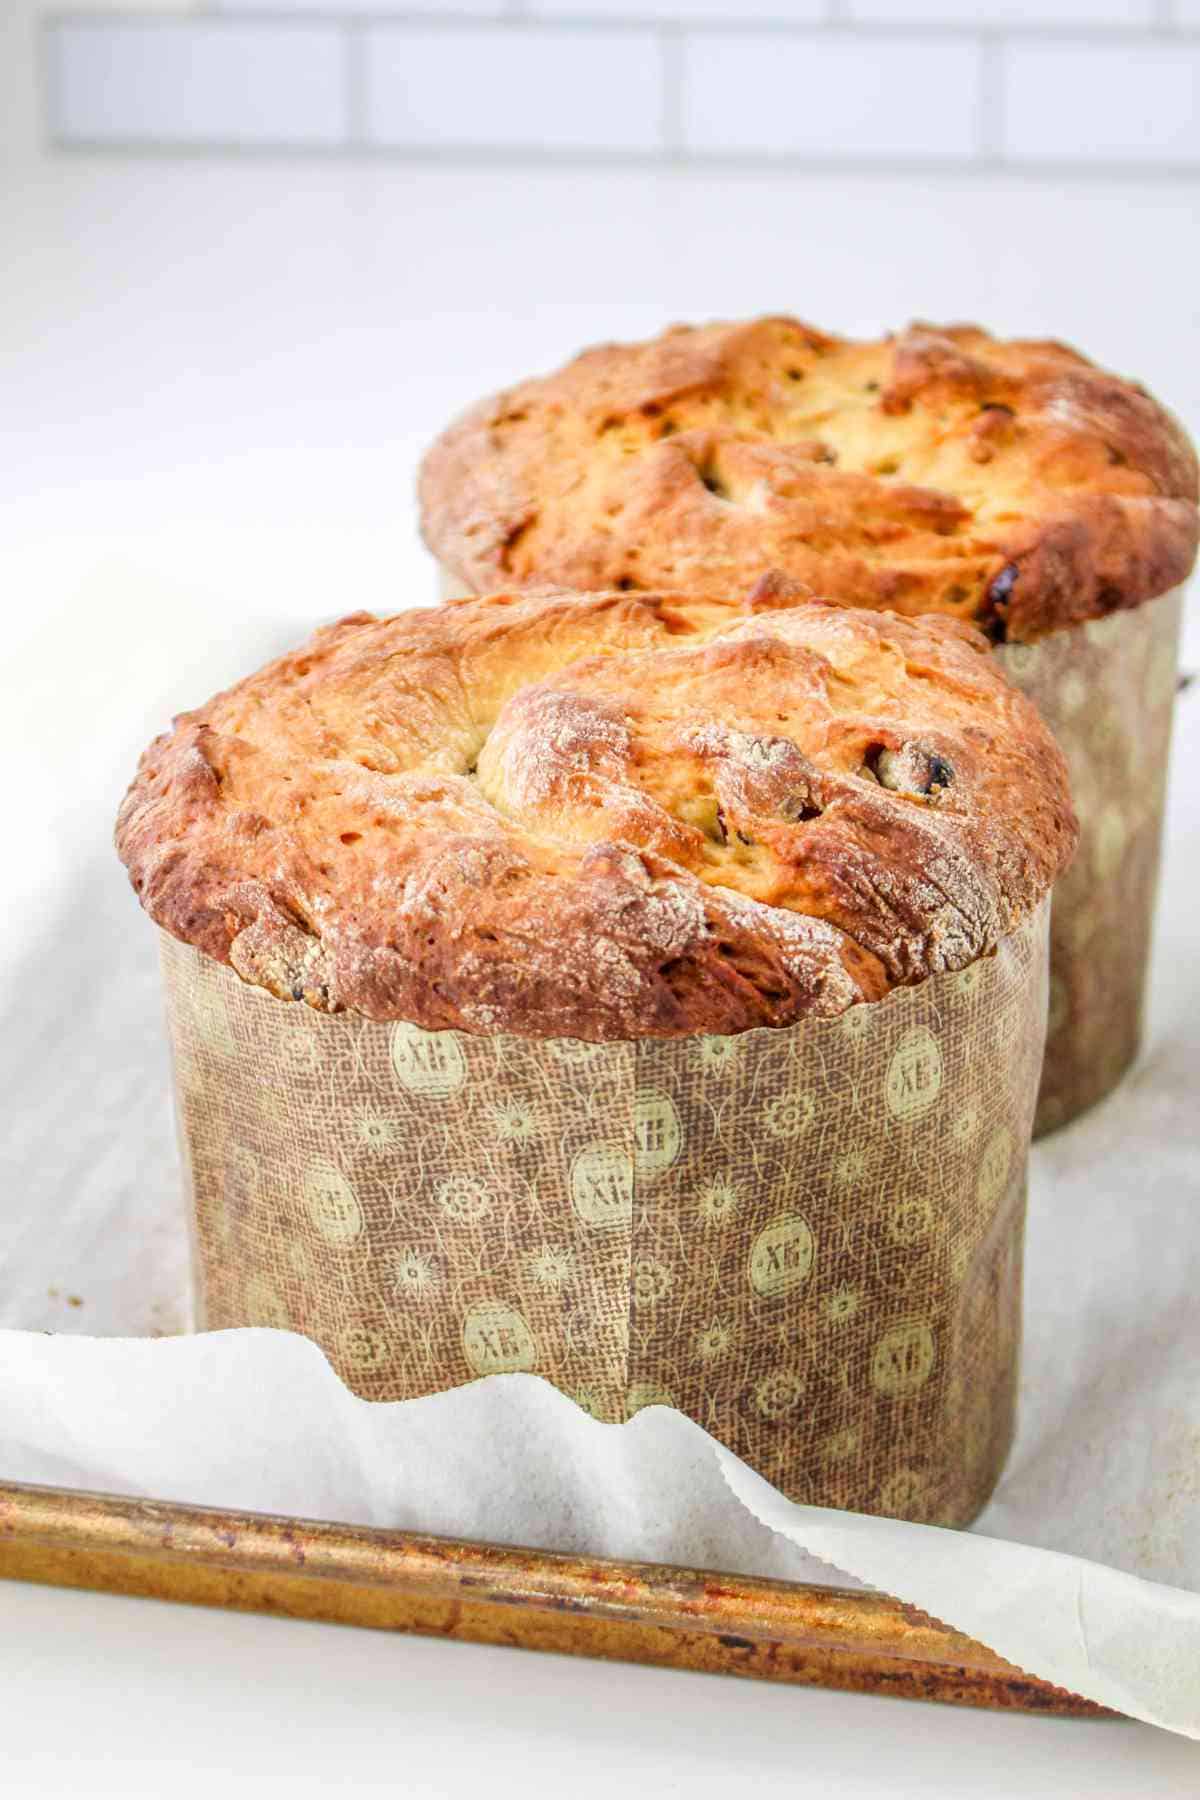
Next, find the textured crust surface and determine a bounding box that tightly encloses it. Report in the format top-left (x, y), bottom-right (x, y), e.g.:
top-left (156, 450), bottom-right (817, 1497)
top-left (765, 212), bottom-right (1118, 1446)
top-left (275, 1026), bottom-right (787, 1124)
top-left (419, 317), bottom-right (1198, 644)
top-left (116, 588), bottom-right (1076, 1037)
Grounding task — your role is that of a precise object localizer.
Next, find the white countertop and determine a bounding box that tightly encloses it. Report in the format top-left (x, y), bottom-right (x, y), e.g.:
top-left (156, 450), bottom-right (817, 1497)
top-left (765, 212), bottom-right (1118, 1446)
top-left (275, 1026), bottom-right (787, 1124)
top-left (2, 139), bottom-right (1199, 1792)
top-left (5, 1577), bottom-right (1200, 1800)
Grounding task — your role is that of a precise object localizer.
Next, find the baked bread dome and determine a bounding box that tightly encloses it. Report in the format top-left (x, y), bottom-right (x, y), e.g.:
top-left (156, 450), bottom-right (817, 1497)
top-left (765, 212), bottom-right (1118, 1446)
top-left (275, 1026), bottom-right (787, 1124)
top-left (116, 587), bottom-right (1076, 1040)
top-left (419, 317), bottom-right (1198, 644)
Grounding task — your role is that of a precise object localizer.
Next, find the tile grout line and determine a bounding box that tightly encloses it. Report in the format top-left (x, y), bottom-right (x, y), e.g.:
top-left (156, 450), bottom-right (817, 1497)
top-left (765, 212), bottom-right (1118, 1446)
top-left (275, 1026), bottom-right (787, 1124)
top-left (344, 16), bottom-right (365, 147)
top-left (40, 10), bottom-right (1200, 165)
top-left (659, 21), bottom-right (682, 158)
top-left (977, 31), bottom-right (1004, 165)
top-left (39, 12), bottom-right (1200, 42)
top-left (42, 140), bottom-right (1200, 180)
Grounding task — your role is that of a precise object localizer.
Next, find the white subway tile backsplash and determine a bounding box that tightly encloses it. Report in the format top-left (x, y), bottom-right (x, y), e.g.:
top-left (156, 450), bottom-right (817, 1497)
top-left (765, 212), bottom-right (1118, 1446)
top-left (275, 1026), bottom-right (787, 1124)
top-left (214, 0), bottom-right (510, 14)
top-left (847, 1), bottom-right (1155, 25)
top-left (1004, 41), bottom-right (1200, 162)
top-left (363, 25), bottom-right (663, 153)
top-left (38, 9), bottom-right (1200, 170)
top-left (49, 20), bottom-right (347, 146)
top-left (527, 1), bottom-right (827, 19)
top-left (681, 32), bottom-right (981, 158)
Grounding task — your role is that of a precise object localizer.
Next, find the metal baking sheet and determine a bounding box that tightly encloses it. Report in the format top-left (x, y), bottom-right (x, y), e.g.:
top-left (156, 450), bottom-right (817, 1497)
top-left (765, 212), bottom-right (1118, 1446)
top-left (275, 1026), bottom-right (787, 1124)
top-left (0, 1479), bottom-right (1108, 1718)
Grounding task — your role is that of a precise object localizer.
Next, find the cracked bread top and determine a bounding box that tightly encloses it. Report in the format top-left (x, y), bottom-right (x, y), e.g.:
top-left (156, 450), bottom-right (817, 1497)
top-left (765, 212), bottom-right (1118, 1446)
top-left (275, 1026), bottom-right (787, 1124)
top-left (116, 585), bottom-right (1076, 1039)
top-left (419, 316), bottom-right (1198, 644)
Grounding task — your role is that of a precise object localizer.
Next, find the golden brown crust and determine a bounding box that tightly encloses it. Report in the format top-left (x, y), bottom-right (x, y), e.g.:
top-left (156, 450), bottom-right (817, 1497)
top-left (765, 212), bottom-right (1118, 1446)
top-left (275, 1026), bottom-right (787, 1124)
top-left (419, 317), bottom-right (1198, 644)
top-left (116, 587), bottom-right (1076, 1037)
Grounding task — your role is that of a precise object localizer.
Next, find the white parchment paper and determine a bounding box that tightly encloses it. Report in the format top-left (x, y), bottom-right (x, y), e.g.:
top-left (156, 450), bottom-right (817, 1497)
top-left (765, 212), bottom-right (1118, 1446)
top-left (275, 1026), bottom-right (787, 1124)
top-left (1, 571), bottom-right (1197, 1738)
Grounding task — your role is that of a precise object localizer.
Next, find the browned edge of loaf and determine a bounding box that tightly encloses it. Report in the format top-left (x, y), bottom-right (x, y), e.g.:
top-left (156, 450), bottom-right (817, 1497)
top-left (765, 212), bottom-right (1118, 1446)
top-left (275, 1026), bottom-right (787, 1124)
top-left (116, 586), bottom-right (1077, 1038)
top-left (419, 316), bottom-right (1198, 644)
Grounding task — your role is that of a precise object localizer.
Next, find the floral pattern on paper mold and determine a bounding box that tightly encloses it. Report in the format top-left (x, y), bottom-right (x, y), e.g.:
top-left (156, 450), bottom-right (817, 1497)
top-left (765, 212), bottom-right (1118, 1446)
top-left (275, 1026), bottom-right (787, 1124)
top-left (161, 893), bottom-right (1048, 1529)
top-left (998, 587), bottom-right (1183, 1134)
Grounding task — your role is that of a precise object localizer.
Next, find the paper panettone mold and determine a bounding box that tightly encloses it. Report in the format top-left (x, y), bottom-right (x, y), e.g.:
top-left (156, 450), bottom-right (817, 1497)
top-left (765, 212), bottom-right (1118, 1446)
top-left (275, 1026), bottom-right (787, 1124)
top-left (997, 587), bottom-right (1183, 1134)
top-left (161, 899), bottom-right (1048, 1529)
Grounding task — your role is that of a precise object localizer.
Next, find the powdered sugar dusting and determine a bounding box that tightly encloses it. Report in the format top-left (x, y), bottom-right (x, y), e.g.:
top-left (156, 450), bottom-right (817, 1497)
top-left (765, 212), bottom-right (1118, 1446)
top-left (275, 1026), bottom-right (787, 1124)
top-left (117, 580), bottom-right (1075, 1036)
top-left (479, 687), bottom-right (630, 811)
top-left (683, 723), bottom-right (793, 771)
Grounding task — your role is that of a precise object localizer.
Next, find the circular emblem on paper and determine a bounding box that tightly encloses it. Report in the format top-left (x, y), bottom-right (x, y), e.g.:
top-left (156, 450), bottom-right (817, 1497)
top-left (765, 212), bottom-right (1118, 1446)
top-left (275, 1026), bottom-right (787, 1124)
top-left (749, 1214), bottom-right (815, 1298)
top-left (303, 1160), bottom-right (364, 1246)
top-left (385, 1245), bottom-right (438, 1298)
top-left (950, 961), bottom-right (983, 1001)
top-left (461, 1301), bottom-right (538, 1376)
top-left (631, 1257), bottom-right (673, 1308)
top-left (754, 1367), bottom-right (804, 1420)
top-left (389, 1021), bottom-right (467, 1097)
top-left (694, 1034), bottom-right (738, 1075)
top-left (354, 1106), bottom-right (401, 1153)
top-left (694, 1320), bottom-right (734, 1363)
top-left (697, 1175), bottom-right (739, 1226)
top-left (833, 1145), bottom-right (870, 1190)
top-left (436, 1174), bottom-right (493, 1224)
top-left (871, 1321), bottom-right (935, 1397)
top-left (191, 982), bottom-right (236, 1055)
top-left (823, 1425), bottom-right (861, 1464)
top-left (281, 1030), bottom-right (321, 1078)
top-left (877, 1467), bottom-right (929, 1519)
top-left (339, 1323), bottom-right (390, 1373)
top-left (886, 1194), bottom-right (936, 1247)
top-left (633, 1089), bottom-right (682, 1178)
top-left (824, 1285), bottom-right (860, 1326)
top-left (763, 1088), bottom-right (816, 1140)
top-left (487, 1097), bottom-right (541, 1143)
top-left (884, 1028), bottom-right (943, 1123)
top-left (569, 1143), bottom-right (634, 1232)
top-left (528, 1245), bottom-right (573, 1290)
top-left (840, 1005), bottom-right (872, 1042)
top-left (1093, 806), bottom-right (1128, 883)
top-left (976, 1127), bottom-right (1014, 1208)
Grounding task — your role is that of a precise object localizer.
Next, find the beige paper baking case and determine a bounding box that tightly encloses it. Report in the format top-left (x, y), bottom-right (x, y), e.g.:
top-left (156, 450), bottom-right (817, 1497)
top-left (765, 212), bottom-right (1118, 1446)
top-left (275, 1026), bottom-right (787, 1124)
top-left (442, 567), bottom-right (1184, 1136)
top-left (996, 587), bottom-right (1183, 1134)
top-left (160, 895), bottom-right (1049, 1531)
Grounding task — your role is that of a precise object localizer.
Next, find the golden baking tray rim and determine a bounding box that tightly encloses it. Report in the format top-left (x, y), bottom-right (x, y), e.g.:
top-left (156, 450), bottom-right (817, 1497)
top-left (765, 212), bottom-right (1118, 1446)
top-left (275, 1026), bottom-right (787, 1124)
top-left (0, 1478), bottom-right (1109, 1720)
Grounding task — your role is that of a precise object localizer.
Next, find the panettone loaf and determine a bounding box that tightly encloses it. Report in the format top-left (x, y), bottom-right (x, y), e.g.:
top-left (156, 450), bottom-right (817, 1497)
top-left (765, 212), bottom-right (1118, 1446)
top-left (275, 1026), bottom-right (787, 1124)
top-left (117, 587), bottom-right (1076, 1039)
top-left (419, 317), bottom-right (1198, 643)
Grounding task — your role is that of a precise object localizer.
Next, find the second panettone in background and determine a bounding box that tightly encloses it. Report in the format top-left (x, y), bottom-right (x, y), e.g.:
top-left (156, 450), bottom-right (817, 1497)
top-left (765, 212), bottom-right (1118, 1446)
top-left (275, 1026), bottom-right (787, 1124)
top-left (420, 316), bottom-right (1197, 1131)
top-left (117, 587), bottom-right (1075, 1525)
